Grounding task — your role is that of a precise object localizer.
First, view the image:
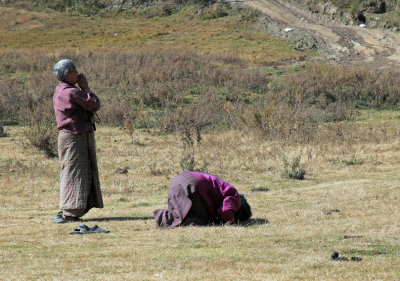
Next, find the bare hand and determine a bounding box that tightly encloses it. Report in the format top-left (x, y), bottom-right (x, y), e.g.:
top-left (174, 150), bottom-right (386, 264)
top-left (77, 74), bottom-right (89, 90)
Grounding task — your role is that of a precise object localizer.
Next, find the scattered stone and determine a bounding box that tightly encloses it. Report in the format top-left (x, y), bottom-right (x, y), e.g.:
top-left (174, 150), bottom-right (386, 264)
top-left (331, 252), bottom-right (362, 262)
top-left (344, 235), bottom-right (363, 239)
top-left (114, 168), bottom-right (128, 174)
top-left (251, 187), bottom-right (270, 193)
top-left (331, 251), bottom-right (348, 261)
top-left (323, 209), bottom-right (340, 215)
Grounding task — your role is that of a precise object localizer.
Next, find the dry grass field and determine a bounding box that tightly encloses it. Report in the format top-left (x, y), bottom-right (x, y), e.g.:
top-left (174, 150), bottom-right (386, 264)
top-left (1, 113), bottom-right (400, 280)
top-left (1, 2), bottom-right (400, 280)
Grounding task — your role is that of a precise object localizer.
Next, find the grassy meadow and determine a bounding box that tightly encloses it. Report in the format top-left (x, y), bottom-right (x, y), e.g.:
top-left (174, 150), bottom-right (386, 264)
top-left (1, 2), bottom-right (400, 280)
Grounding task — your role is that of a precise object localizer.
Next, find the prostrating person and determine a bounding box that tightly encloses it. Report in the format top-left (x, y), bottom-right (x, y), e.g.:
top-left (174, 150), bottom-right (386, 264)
top-left (154, 171), bottom-right (252, 228)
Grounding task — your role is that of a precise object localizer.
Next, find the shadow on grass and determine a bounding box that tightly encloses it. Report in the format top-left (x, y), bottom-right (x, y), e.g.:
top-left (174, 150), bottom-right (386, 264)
top-left (83, 216), bottom-right (154, 222)
top-left (239, 218), bottom-right (269, 227)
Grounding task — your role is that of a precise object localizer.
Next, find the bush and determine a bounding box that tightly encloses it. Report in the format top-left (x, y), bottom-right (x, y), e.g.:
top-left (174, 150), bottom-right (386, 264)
top-left (269, 63), bottom-right (400, 112)
top-left (0, 124), bottom-right (8, 137)
top-left (0, 78), bottom-right (29, 125)
top-left (20, 72), bottom-right (58, 157)
top-left (282, 155), bottom-right (306, 180)
top-left (21, 103), bottom-right (58, 158)
top-left (241, 101), bottom-right (318, 142)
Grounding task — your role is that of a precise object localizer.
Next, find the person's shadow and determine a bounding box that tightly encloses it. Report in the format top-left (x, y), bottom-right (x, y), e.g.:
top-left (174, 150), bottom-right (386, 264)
top-left (239, 218), bottom-right (269, 227)
top-left (83, 216), bottom-right (154, 222)
top-left (82, 217), bottom-right (269, 226)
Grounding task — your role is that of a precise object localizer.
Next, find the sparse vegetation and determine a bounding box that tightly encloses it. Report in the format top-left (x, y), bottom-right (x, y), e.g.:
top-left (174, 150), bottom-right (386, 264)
top-left (2, 1), bottom-right (400, 280)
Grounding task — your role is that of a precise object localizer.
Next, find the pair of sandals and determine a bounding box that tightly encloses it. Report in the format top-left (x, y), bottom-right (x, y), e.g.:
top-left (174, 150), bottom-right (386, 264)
top-left (52, 212), bottom-right (110, 234)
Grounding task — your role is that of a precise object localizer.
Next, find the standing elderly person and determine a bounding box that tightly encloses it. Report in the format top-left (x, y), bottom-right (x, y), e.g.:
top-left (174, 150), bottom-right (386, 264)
top-left (154, 171), bottom-right (252, 228)
top-left (52, 59), bottom-right (103, 223)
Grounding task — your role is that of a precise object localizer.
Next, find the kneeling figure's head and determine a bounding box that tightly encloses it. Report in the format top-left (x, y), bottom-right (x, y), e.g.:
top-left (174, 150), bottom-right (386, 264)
top-left (236, 194), bottom-right (252, 222)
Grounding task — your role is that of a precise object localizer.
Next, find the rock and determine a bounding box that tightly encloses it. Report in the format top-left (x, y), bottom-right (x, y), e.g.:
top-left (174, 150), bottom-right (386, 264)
top-left (251, 187), bottom-right (270, 192)
top-left (330, 251), bottom-right (339, 260)
top-left (331, 251), bottom-right (362, 262)
top-left (344, 235), bottom-right (363, 239)
top-left (114, 168), bottom-right (128, 174)
top-left (323, 209), bottom-right (340, 215)
top-left (331, 251), bottom-right (349, 261)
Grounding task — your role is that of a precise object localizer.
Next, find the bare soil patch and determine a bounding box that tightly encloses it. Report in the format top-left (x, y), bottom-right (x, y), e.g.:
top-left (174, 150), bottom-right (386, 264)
top-left (246, 0), bottom-right (400, 68)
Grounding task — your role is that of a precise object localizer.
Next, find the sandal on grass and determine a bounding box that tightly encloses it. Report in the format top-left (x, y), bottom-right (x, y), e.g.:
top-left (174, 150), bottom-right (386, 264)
top-left (70, 224), bottom-right (110, 234)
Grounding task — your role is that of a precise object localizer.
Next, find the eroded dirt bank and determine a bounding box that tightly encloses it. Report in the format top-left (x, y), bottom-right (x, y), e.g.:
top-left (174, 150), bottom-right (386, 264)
top-left (245, 0), bottom-right (400, 68)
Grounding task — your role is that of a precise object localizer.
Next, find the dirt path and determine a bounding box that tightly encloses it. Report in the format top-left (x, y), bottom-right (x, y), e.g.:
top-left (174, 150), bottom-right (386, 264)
top-left (245, 0), bottom-right (400, 68)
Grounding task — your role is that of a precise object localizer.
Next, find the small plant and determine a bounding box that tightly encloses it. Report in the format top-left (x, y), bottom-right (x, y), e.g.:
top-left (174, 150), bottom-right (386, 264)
top-left (180, 152), bottom-right (196, 172)
top-left (343, 158), bottom-right (364, 165)
top-left (329, 157), bottom-right (364, 165)
top-left (0, 124), bottom-right (8, 138)
top-left (282, 154), bottom-right (306, 180)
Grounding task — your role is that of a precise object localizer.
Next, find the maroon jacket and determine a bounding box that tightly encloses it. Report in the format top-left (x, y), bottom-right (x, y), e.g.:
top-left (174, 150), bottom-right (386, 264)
top-left (53, 81), bottom-right (100, 134)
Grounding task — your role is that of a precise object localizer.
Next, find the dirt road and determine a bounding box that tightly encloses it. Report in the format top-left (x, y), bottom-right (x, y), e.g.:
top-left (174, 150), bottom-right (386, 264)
top-left (245, 0), bottom-right (400, 68)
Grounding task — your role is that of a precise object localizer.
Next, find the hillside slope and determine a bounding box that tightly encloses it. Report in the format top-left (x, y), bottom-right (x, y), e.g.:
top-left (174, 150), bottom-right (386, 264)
top-left (245, 0), bottom-right (400, 68)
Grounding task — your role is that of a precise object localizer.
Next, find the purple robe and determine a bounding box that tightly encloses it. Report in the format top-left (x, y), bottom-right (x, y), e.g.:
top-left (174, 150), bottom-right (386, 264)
top-left (154, 172), bottom-right (242, 229)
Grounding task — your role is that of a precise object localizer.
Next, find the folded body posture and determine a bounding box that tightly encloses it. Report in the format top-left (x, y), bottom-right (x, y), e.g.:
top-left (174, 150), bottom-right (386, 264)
top-left (52, 59), bottom-right (103, 223)
top-left (154, 171), bottom-right (252, 228)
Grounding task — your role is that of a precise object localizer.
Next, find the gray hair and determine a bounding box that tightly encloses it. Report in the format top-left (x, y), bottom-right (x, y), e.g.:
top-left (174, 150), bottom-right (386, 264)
top-left (53, 59), bottom-right (75, 81)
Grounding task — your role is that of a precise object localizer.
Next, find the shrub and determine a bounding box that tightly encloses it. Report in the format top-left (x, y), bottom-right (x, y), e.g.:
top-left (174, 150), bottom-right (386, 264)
top-left (21, 101), bottom-right (58, 158)
top-left (241, 100), bottom-right (318, 143)
top-left (0, 78), bottom-right (29, 125)
top-left (282, 155), bottom-right (306, 180)
top-left (269, 63), bottom-right (400, 112)
top-left (20, 72), bottom-right (58, 157)
top-left (0, 123), bottom-right (8, 137)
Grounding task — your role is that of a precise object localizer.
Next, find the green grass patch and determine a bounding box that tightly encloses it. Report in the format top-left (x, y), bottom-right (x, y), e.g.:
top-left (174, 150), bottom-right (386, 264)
top-left (0, 6), bottom-right (306, 65)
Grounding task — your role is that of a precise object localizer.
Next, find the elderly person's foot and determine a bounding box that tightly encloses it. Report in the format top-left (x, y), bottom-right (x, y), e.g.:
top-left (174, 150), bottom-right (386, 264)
top-left (62, 215), bottom-right (80, 222)
top-left (52, 211), bottom-right (81, 223)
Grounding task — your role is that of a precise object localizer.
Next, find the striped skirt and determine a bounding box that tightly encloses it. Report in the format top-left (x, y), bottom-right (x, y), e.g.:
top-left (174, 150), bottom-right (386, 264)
top-left (154, 172), bottom-right (210, 229)
top-left (58, 131), bottom-right (103, 211)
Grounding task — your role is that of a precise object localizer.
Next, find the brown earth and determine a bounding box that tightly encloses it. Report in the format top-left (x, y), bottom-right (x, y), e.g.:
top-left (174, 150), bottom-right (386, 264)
top-left (244, 0), bottom-right (400, 68)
